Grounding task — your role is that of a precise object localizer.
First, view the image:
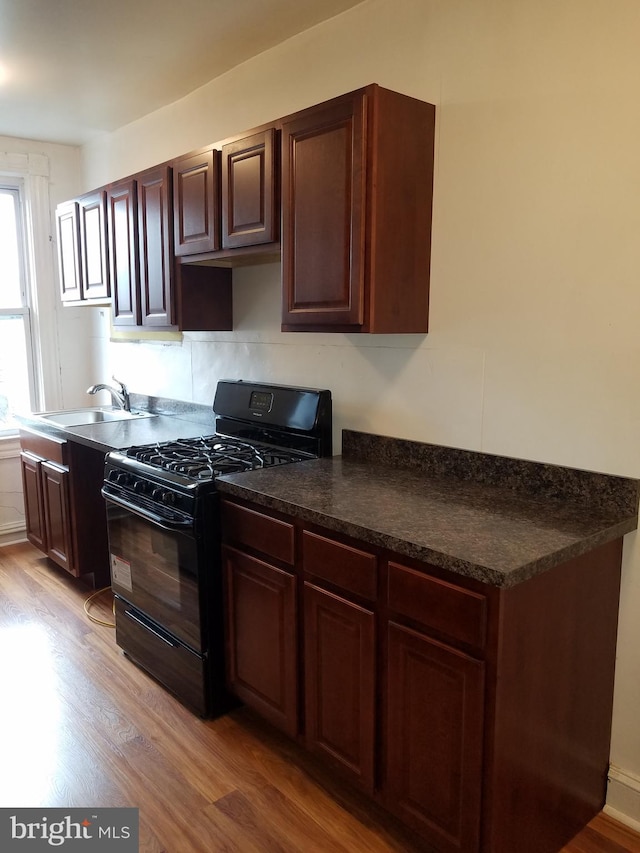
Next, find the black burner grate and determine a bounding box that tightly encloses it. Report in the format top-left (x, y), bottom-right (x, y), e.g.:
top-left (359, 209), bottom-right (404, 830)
top-left (125, 436), bottom-right (310, 481)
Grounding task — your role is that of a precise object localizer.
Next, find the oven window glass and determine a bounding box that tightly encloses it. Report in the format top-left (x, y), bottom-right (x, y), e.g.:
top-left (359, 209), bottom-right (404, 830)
top-left (106, 506), bottom-right (202, 651)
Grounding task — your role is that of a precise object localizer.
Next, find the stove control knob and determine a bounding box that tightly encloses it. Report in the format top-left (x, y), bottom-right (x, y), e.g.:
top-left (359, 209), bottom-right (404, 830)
top-left (151, 488), bottom-right (164, 501)
top-left (162, 491), bottom-right (176, 506)
top-left (115, 472), bottom-right (130, 487)
top-left (133, 480), bottom-right (147, 494)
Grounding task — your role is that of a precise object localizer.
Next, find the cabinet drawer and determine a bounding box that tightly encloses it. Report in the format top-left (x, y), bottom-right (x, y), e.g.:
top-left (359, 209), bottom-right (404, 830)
top-left (221, 500), bottom-right (294, 566)
top-left (115, 598), bottom-right (209, 716)
top-left (19, 429), bottom-right (68, 466)
top-left (302, 530), bottom-right (377, 601)
top-left (388, 561), bottom-right (487, 651)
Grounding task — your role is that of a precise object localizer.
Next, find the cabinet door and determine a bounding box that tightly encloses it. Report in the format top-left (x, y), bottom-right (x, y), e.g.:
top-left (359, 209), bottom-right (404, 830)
top-left (173, 149), bottom-right (220, 256)
top-left (78, 190), bottom-right (110, 301)
top-left (304, 582), bottom-right (376, 792)
top-left (222, 128), bottom-right (277, 249)
top-left (107, 179), bottom-right (140, 326)
top-left (41, 460), bottom-right (75, 575)
top-left (137, 165), bottom-right (175, 327)
top-left (223, 546), bottom-right (298, 736)
top-left (281, 91), bottom-right (367, 329)
top-left (386, 621), bottom-right (484, 853)
top-left (56, 201), bottom-right (83, 302)
top-left (20, 452), bottom-right (47, 551)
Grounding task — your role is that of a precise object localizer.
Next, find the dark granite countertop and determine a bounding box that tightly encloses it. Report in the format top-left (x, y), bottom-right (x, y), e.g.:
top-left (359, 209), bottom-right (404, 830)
top-left (216, 430), bottom-right (640, 588)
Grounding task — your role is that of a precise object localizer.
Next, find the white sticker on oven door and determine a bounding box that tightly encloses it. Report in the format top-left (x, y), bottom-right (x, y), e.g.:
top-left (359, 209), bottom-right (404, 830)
top-left (111, 554), bottom-right (133, 592)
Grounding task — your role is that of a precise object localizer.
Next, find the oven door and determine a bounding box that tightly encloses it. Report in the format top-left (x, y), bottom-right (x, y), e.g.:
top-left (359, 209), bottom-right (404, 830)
top-left (103, 489), bottom-right (203, 653)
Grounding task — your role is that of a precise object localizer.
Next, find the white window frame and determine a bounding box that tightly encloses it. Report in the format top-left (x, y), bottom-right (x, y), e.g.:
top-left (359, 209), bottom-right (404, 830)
top-left (0, 181), bottom-right (38, 431)
top-left (0, 152), bottom-right (63, 435)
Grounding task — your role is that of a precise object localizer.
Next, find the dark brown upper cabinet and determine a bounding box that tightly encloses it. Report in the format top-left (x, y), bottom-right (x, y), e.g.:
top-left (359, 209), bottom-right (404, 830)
top-left (222, 128), bottom-right (278, 249)
top-left (57, 191), bottom-right (110, 305)
top-left (107, 178), bottom-right (140, 326)
top-left (56, 84), bottom-right (433, 332)
top-left (137, 165), bottom-right (175, 328)
top-left (78, 190), bottom-right (110, 301)
top-left (56, 201), bottom-right (82, 303)
top-left (107, 166), bottom-right (176, 329)
top-left (173, 148), bottom-right (221, 256)
top-left (281, 84), bottom-right (436, 333)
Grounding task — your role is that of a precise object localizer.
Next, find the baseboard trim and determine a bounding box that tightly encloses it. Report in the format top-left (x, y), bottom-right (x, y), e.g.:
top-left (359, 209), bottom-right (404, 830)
top-left (606, 764), bottom-right (640, 830)
top-left (0, 523), bottom-right (27, 547)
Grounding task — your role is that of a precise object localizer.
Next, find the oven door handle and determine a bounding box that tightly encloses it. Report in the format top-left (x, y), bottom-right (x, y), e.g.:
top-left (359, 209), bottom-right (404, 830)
top-left (123, 608), bottom-right (179, 647)
top-left (101, 487), bottom-right (195, 533)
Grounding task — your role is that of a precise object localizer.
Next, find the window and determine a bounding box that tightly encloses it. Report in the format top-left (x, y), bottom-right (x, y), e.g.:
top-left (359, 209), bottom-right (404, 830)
top-left (0, 182), bottom-right (35, 434)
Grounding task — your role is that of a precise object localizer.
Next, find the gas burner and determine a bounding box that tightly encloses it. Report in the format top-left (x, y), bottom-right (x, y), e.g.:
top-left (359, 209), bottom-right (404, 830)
top-left (124, 435), bottom-right (311, 482)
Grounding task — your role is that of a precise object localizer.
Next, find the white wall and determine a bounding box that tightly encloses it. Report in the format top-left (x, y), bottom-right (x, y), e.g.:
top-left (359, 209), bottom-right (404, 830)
top-left (81, 0), bottom-right (640, 822)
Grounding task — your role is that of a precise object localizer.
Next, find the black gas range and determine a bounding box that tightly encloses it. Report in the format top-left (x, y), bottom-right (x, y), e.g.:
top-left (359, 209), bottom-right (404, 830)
top-left (101, 380), bottom-right (332, 716)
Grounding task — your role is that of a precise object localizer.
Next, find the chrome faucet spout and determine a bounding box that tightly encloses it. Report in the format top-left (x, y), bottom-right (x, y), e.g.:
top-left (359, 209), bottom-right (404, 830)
top-left (111, 377), bottom-right (131, 411)
top-left (86, 378), bottom-right (131, 411)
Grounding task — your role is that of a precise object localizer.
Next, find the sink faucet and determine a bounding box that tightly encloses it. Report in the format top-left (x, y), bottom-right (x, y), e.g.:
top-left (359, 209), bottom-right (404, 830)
top-left (86, 377), bottom-right (131, 411)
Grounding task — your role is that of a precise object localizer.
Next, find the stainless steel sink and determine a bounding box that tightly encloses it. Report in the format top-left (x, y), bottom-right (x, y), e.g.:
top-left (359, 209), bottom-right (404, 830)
top-left (36, 407), bottom-right (156, 427)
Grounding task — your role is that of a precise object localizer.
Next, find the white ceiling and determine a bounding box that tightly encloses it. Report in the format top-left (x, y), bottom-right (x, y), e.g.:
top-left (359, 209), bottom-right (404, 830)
top-left (0, 0), bottom-right (365, 146)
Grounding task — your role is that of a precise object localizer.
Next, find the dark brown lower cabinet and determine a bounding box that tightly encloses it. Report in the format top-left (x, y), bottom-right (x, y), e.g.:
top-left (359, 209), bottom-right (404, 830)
top-left (220, 497), bottom-right (624, 853)
top-left (20, 440), bottom-right (74, 574)
top-left (304, 582), bottom-right (376, 792)
top-left (385, 621), bottom-right (484, 853)
top-left (223, 545), bottom-right (298, 737)
top-left (40, 459), bottom-right (74, 574)
top-left (20, 451), bottom-right (47, 551)
top-left (19, 429), bottom-right (110, 585)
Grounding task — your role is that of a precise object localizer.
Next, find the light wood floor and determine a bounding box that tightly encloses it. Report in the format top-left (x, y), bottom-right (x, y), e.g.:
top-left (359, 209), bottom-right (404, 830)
top-left (1, 541), bottom-right (640, 853)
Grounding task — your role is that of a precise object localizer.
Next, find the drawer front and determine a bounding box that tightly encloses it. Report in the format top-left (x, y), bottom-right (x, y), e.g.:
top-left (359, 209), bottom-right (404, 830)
top-left (388, 561), bottom-right (487, 651)
top-left (221, 500), bottom-right (294, 566)
top-left (19, 428), bottom-right (68, 465)
top-left (303, 530), bottom-right (377, 601)
top-left (114, 598), bottom-right (209, 717)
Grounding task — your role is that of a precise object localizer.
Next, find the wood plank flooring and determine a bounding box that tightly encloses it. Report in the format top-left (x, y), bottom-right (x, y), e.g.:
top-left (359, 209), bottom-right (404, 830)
top-left (1, 540), bottom-right (640, 853)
